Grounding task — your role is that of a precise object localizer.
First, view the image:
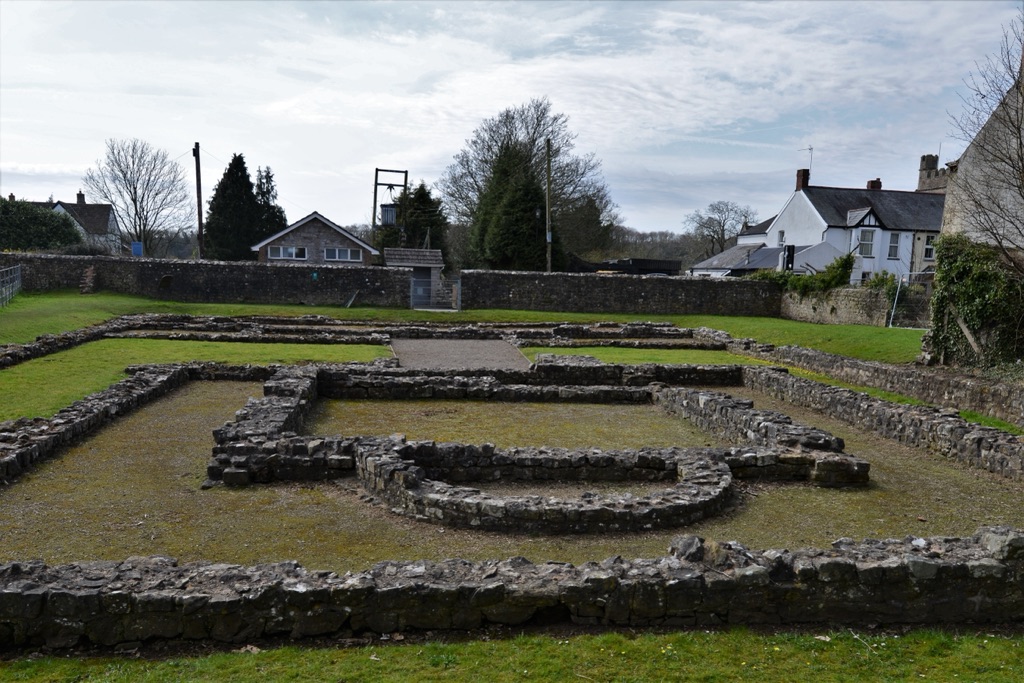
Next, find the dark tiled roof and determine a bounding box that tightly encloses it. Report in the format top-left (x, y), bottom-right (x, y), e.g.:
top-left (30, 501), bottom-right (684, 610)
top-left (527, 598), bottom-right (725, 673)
top-left (690, 243), bottom-right (764, 270)
top-left (26, 200), bottom-right (116, 236)
top-left (55, 201), bottom-right (116, 236)
top-left (383, 248), bottom-right (445, 267)
top-left (738, 215), bottom-right (775, 237)
top-left (802, 187), bottom-right (944, 232)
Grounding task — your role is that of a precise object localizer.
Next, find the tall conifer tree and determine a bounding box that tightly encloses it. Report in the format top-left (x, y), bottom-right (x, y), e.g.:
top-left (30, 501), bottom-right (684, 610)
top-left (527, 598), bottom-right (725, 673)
top-left (204, 154), bottom-right (261, 260)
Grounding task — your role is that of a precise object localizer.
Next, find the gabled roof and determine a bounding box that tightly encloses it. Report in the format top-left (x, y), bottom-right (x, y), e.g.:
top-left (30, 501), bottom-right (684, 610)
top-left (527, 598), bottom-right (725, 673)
top-left (383, 248), bottom-right (445, 268)
top-left (802, 187), bottom-right (944, 232)
top-left (738, 215), bottom-right (776, 237)
top-left (251, 211), bottom-right (380, 255)
top-left (28, 199), bottom-right (116, 236)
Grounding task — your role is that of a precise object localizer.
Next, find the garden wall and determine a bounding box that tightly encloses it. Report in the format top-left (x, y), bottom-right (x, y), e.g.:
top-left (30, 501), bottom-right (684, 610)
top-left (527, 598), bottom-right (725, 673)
top-left (780, 288), bottom-right (932, 328)
top-left (0, 254), bottom-right (409, 308)
top-left (3, 527), bottom-right (1022, 648)
top-left (459, 269), bottom-right (782, 316)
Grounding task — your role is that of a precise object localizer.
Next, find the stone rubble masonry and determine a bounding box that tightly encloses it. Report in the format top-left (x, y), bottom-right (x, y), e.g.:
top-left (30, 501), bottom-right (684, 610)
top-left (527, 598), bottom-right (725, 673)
top-left (740, 366), bottom-right (1023, 481)
top-left (0, 253), bottom-right (410, 308)
top-left (696, 327), bottom-right (1024, 430)
top-left (2, 527), bottom-right (1021, 649)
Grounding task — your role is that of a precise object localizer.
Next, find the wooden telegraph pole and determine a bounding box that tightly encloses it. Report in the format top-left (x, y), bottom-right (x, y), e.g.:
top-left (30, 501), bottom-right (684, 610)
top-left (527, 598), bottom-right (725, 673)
top-left (193, 142), bottom-right (204, 259)
top-left (545, 137), bottom-right (552, 273)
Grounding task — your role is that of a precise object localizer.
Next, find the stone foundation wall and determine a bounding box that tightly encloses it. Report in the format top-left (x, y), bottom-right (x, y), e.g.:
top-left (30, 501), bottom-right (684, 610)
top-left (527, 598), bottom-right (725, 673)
top-left (3, 527), bottom-right (1021, 649)
top-left (741, 366), bottom-right (1024, 481)
top-left (697, 328), bottom-right (1024, 430)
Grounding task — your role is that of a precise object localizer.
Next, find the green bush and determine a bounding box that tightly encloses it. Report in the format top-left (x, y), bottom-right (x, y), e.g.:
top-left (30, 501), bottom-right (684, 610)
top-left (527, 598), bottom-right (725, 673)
top-left (748, 253), bottom-right (855, 298)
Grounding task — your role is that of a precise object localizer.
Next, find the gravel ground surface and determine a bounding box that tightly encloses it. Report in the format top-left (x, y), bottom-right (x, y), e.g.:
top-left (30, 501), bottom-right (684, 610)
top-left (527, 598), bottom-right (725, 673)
top-left (391, 339), bottom-right (531, 370)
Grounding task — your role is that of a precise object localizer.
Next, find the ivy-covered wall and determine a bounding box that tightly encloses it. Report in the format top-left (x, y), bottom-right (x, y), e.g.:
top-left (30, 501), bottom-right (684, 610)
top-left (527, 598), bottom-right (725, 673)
top-left (928, 235), bottom-right (1024, 366)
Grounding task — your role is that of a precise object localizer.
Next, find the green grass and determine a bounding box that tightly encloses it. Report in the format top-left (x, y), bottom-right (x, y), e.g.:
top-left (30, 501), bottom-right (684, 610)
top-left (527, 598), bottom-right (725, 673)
top-left (0, 339), bottom-right (387, 421)
top-left (1, 291), bottom-right (924, 364)
top-left (1, 629), bottom-right (1020, 682)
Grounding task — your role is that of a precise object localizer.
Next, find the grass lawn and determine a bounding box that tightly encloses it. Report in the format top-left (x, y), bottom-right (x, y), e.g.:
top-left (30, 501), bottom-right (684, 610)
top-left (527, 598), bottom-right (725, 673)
top-left (1, 291), bottom-right (925, 363)
top-left (0, 338), bottom-right (387, 421)
top-left (2, 628), bottom-right (1020, 682)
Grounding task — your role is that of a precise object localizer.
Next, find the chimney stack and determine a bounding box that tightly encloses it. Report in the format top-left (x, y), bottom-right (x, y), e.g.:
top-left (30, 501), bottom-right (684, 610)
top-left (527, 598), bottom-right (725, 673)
top-left (796, 168), bottom-right (810, 190)
top-left (77, 190), bottom-right (85, 204)
top-left (866, 178), bottom-right (882, 190)
top-left (7, 193), bottom-right (14, 202)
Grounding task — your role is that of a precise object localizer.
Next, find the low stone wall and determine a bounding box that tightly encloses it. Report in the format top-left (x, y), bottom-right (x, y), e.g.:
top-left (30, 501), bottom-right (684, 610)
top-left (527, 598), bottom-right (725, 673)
top-left (781, 289), bottom-right (889, 326)
top-left (0, 253), bottom-right (410, 307)
top-left (695, 328), bottom-right (1024, 430)
top-left (742, 366), bottom-right (1024, 481)
top-left (3, 527), bottom-right (1021, 649)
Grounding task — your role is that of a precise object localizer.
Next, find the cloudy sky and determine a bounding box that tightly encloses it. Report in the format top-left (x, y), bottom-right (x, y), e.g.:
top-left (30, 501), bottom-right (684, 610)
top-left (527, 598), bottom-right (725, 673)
top-left (0, 0), bottom-right (1019, 234)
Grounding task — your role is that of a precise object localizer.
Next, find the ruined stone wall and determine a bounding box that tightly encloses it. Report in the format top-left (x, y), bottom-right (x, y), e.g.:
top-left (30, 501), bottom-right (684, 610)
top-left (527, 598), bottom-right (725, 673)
top-left (742, 366), bottom-right (1024, 481)
top-left (458, 270), bottom-right (783, 315)
top-left (3, 527), bottom-right (1021, 649)
top-left (780, 289), bottom-right (889, 326)
top-left (0, 254), bottom-right (409, 307)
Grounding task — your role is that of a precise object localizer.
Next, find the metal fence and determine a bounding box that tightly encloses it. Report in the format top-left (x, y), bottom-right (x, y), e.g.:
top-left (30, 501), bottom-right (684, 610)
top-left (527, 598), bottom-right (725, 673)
top-left (888, 272), bottom-right (933, 329)
top-left (0, 265), bottom-right (21, 307)
top-left (410, 277), bottom-right (461, 310)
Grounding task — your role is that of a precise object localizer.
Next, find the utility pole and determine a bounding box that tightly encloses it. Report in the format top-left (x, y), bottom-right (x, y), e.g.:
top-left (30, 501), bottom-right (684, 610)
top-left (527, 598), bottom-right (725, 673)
top-left (545, 137), bottom-right (552, 273)
top-left (193, 142), bottom-right (204, 259)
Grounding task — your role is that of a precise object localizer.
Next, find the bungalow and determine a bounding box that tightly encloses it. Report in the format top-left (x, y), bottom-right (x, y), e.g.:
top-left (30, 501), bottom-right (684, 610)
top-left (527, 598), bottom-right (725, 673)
top-left (251, 211), bottom-right (379, 265)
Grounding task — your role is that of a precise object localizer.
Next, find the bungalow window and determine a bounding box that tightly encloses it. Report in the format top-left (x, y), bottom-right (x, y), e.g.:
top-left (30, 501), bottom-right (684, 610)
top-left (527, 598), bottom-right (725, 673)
top-left (858, 229), bottom-right (875, 258)
top-left (924, 235), bottom-right (936, 260)
top-left (887, 233), bottom-right (900, 259)
top-left (325, 247), bottom-right (362, 262)
top-left (268, 246), bottom-right (307, 260)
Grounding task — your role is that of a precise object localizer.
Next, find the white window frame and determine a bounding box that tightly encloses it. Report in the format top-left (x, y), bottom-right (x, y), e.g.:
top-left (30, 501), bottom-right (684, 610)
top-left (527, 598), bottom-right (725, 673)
top-left (324, 247), bottom-right (362, 262)
top-left (777, 230), bottom-right (785, 247)
top-left (924, 234), bottom-right (936, 261)
top-left (887, 232), bottom-right (900, 260)
top-left (858, 229), bottom-right (875, 258)
top-left (268, 245), bottom-right (307, 260)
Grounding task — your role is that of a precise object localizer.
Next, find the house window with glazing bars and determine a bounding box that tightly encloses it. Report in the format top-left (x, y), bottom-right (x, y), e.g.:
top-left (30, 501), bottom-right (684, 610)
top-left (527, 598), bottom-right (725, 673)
top-left (325, 247), bottom-right (362, 262)
top-left (268, 246), bottom-right (307, 260)
top-left (859, 229), bottom-right (875, 258)
top-left (887, 233), bottom-right (900, 259)
top-left (924, 234), bottom-right (936, 260)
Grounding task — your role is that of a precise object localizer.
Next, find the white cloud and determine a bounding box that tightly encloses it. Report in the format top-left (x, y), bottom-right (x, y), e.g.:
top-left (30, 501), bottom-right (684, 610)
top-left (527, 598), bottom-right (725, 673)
top-left (1, 0), bottom-right (1019, 232)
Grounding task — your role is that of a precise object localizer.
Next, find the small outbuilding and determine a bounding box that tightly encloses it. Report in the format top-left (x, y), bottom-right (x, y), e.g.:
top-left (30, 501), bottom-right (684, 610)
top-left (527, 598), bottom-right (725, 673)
top-left (383, 248), bottom-right (447, 308)
top-left (251, 211), bottom-right (379, 265)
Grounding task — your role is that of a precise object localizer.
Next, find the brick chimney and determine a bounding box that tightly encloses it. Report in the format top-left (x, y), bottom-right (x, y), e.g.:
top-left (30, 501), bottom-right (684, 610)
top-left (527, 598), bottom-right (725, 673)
top-left (866, 178), bottom-right (882, 190)
top-left (77, 190), bottom-right (86, 204)
top-left (796, 168), bottom-right (810, 190)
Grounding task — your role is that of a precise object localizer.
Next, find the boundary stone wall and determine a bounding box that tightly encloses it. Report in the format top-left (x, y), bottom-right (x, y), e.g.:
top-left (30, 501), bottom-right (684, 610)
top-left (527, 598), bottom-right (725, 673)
top-left (459, 269), bottom-right (783, 316)
top-left (780, 289), bottom-right (890, 326)
top-left (3, 527), bottom-right (1021, 648)
top-left (0, 254), bottom-right (409, 307)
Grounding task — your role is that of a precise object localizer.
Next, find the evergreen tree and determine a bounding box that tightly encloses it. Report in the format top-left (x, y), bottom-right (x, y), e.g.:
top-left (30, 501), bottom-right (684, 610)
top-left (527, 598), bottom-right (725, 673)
top-left (385, 182), bottom-right (450, 262)
top-left (204, 154), bottom-right (261, 261)
top-left (471, 142), bottom-right (564, 271)
top-left (255, 166), bottom-right (287, 242)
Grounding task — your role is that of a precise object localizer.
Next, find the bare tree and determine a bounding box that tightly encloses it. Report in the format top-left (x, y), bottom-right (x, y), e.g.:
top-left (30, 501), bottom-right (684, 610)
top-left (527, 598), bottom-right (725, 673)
top-left (82, 138), bottom-right (194, 257)
top-left (946, 7), bottom-right (1024, 275)
top-left (437, 97), bottom-right (614, 249)
top-left (683, 200), bottom-right (758, 258)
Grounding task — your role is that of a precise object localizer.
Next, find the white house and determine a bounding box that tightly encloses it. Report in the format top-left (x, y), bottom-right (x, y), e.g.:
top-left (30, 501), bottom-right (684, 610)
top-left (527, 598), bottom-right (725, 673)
top-left (733, 169), bottom-right (945, 283)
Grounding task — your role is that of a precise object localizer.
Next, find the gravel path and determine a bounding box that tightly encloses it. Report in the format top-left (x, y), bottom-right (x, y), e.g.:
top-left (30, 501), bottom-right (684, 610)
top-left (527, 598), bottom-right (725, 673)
top-left (391, 339), bottom-right (531, 370)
